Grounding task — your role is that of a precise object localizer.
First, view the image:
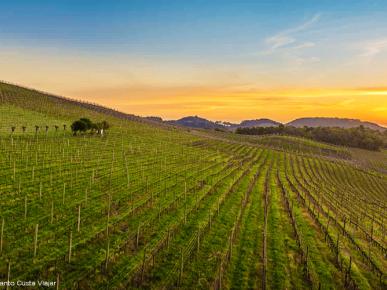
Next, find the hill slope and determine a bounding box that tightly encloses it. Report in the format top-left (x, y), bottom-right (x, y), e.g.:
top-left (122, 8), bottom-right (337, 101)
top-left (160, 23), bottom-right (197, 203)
top-left (167, 115), bottom-right (224, 129)
top-left (161, 115), bottom-right (386, 132)
top-left (166, 116), bottom-right (281, 130)
top-left (287, 117), bottom-right (386, 131)
top-left (0, 81), bottom-right (385, 289)
top-left (0, 81), bottom-right (152, 123)
top-left (237, 118), bottom-right (281, 128)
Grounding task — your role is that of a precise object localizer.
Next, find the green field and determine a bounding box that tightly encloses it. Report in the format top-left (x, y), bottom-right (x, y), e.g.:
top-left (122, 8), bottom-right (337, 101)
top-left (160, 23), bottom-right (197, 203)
top-left (0, 82), bottom-right (386, 289)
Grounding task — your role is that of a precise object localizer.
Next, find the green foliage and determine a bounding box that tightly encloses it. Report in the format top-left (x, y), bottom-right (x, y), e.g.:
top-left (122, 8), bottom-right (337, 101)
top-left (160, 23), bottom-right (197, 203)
top-left (79, 118), bottom-right (93, 130)
top-left (71, 118), bottom-right (110, 135)
top-left (100, 120), bottom-right (110, 130)
top-left (71, 119), bottom-right (88, 134)
top-left (236, 125), bottom-right (386, 151)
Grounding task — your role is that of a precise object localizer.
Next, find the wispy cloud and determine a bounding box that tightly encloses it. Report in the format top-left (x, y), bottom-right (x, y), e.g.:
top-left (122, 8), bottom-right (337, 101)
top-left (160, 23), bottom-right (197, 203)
top-left (264, 13), bottom-right (321, 52)
top-left (265, 35), bottom-right (295, 50)
top-left (282, 13), bottom-right (321, 35)
top-left (291, 41), bottom-right (316, 50)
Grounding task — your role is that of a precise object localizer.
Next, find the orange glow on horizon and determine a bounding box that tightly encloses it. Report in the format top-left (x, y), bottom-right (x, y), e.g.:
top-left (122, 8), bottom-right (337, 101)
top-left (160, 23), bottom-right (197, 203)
top-left (63, 86), bottom-right (387, 127)
top-left (1, 46), bottom-right (386, 127)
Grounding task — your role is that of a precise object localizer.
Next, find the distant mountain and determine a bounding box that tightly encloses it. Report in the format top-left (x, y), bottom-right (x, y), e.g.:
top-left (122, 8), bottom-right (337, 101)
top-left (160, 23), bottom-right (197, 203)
top-left (167, 116), bottom-right (224, 129)
top-left (287, 117), bottom-right (386, 131)
top-left (168, 116), bottom-right (282, 130)
top-left (238, 118), bottom-right (281, 128)
top-left (161, 115), bottom-right (386, 132)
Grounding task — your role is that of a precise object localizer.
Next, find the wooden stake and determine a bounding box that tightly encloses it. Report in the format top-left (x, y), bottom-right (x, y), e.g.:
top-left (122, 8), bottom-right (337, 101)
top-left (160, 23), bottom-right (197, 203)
top-left (166, 229), bottom-right (170, 250)
top-left (68, 231), bottom-right (72, 263)
top-left (6, 261), bottom-right (10, 290)
top-left (33, 224), bottom-right (39, 257)
top-left (51, 201), bottom-right (54, 224)
top-left (336, 234), bottom-right (340, 264)
top-left (105, 238), bottom-right (110, 270)
top-left (62, 183), bottom-right (66, 205)
top-left (229, 229), bottom-right (234, 261)
top-left (178, 249), bottom-right (184, 286)
top-left (184, 181), bottom-right (187, 201)
top-left (197, 230), bottom-right (200, 254)
top-left (0, 218), bottom-right (4, 254)
top-left (24, 196), bottom-right (27, 220)
top-left (136, 224), bottom-right (141, 248)
top-left (13, 161), bottom-right (15, 180)
top-left (77, 205), bottom-right (81, 232)
top-left (56, 273), bottom-right (60, 290)
top-left (184, 203), bottom-right (187, 224)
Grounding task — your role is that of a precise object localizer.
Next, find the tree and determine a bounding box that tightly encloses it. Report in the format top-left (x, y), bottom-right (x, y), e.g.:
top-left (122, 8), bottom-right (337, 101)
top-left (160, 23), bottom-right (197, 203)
top-left (71, 120), bottom-right (88, 136)
top-left (79, 118), bottom-right (93, 130)
top-left (278, 124), bottom-right (285, 134)
top-left (100, 121), bottom-right (110, 130)
top-left (94, 120), bottom-right (110, 135)
top-left (236, 125), bottom-right (386, 151)
top-left (70, 118), bottom-right (111, 136)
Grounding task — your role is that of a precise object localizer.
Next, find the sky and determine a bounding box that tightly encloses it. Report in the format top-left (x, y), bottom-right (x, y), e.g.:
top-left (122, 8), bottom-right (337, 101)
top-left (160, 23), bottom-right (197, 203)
top-left (1, 0), bottom-right (387, 126)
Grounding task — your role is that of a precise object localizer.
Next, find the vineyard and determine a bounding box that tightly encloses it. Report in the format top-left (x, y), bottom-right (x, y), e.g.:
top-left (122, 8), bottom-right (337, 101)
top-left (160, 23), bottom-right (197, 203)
top-left (0, 82), bottom-right (386, 289)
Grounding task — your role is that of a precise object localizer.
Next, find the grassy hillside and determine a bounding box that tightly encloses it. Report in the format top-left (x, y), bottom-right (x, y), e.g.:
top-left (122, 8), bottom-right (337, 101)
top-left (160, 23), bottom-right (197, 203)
top-left (192, 129), bottom-right (352, 159)
top-left (0, 82), bottom-right (386, 289)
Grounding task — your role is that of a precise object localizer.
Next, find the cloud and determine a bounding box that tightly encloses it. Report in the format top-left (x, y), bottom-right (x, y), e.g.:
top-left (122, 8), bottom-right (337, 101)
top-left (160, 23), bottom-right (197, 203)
top-left (265, 35), bottom-right (295, 50)
top-left (360, 38), bottom-right (387, 57)
top-left (291, 42), bottom-right (316, 50)
top-left (264, 13), bottom-right (321, 52)
top-left (364, 90), bottom-right (387, 96)
top-left (282, 13), bottom-right (321, 35)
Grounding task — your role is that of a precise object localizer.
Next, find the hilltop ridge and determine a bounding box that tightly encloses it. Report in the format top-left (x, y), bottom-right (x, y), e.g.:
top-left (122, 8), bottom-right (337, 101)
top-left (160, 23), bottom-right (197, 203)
top-left (287, 117), bottom-right (386, 131)
top-left (1, 81), bottom-right (385, 132)
top-left (163, 115), bottom-right (385, 131)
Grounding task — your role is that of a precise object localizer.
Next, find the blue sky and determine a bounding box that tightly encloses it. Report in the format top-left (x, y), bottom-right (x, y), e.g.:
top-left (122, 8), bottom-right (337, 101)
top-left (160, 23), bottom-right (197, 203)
top-left (2, 0), bottom-right (386, 57)
top-left (1, 0), bottom-right (387, 124)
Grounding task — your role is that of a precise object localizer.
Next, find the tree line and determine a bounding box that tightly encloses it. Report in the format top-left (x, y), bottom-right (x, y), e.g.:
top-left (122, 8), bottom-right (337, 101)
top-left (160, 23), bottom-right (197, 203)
top-left (235, 125), bottom-right (387, 151)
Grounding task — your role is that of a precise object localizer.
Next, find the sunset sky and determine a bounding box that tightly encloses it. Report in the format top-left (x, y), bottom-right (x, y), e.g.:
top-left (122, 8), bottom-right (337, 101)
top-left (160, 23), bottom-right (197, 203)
top-left (1, 0), bottom-right (387, 126)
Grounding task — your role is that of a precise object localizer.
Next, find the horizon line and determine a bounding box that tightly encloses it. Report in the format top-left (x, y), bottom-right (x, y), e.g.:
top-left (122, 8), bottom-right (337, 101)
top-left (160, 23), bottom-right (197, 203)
top-left (1, 79), bottom-right (386, 128)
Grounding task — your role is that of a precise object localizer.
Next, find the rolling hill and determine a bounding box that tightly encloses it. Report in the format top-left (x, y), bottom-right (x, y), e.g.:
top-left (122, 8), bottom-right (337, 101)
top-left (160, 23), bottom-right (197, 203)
top-left (167, 115), bottom-right (224, 129)
top-left (161, 115), bottom-right (386, 132)
top-left (0, 81), bottom-right (386, 289)
top-left (287, 117), bottom-right (386, 131)
top-left (166, 117), bottom-right (281, 130)
top-left (237, 118), bottom-right (281, 128)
